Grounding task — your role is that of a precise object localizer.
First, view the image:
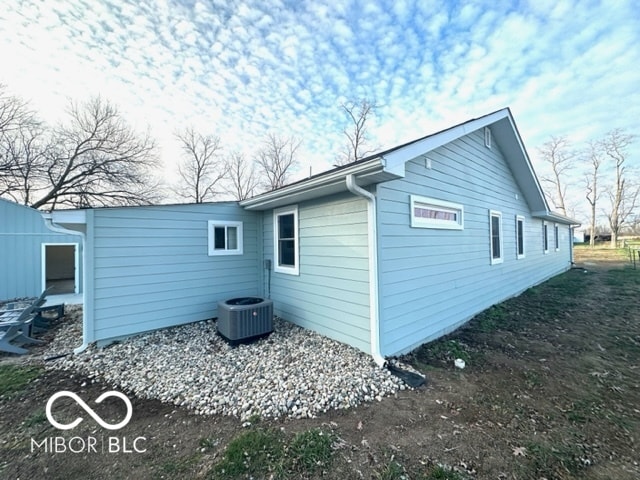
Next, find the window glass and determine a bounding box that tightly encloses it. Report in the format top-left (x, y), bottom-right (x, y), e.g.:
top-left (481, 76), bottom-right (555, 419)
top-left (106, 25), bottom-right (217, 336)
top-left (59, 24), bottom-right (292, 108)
top-left (279, 239), bottom-right (295, 266)
top-left (516, 216), bottom-right (525, 258)
top-left (227, 226), bottom-right (238, 250)
top-left (214, 226), bottom-right (226, 250)
top-left (278, 214), bottom-right (295, 266)
top-left (279, 213), bottom-right (295, 239)
top-left (414, 206), bottom-right (458, 221)
top-left (491, 215), bottom-right (501, 259)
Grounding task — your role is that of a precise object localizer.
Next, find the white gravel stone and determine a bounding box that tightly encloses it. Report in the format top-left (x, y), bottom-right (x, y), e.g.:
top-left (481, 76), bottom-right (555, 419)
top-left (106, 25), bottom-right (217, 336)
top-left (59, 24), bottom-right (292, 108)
top-left (43, 308), bottom-right (418, 420)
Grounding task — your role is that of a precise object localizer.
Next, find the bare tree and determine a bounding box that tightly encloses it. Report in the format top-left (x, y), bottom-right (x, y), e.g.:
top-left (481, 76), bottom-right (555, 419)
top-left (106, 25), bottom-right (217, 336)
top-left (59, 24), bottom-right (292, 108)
top-left (225, 151), bottom-right (258, 200)
top-left (601, 129), bottom-right (639, 247)
top-left (337, 98), bottom-right (378, 165)
top-left (173, 127), bottom-right (227, 203)
top-left (0, 85), bottom-right (43, 197)
top-left (39, 97), bottom-right (160, 209)
top-left (538, 136), bottom-right (575, 215)
top-left (629, 213), bottom-right (640, 235)
top-left (255, 133), bottom-right (300, 191)
top-left (0, 120), bottom-right (50, 205)
top-left (584, 140), bottom-right (603, 247)
top-left (1, 92), bottom-right (161, 209)
top-left (0, 85), bottom-right (33, 135)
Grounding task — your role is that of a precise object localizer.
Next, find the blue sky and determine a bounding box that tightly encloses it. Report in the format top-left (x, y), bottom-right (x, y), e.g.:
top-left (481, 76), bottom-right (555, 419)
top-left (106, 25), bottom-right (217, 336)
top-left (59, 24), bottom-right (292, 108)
top-left (1, 0), bottom-right (638, 218)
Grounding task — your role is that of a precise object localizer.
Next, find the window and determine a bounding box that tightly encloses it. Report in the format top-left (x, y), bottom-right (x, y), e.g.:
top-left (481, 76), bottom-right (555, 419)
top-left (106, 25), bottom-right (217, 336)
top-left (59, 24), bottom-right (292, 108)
top-left (516, 215), bottom-right (525, 259)
top-left (274, 206), bottom-right (299, 275)
top-left (208, 221), bottom-right (243, 256)
top-left (554, 224), bottom-right (560, 251)
top-left (490, 210), bottom-right (503, 264)
top-left (484, 127), bottom-right (492, 148)
top-left (410, 195), bottom-right (464, 230)
top-left (543, 222), bottom-right (549, 254)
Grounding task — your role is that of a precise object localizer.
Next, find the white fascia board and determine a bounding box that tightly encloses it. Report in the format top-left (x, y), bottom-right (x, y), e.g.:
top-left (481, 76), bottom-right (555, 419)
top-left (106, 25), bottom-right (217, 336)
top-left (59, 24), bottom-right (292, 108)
top-left (49, 209), bottom-right (86, 224)
top-left (43, 210), bottom-right (87, 232)
top-left (532, 210), bottom-right (581, 225)
top-left (498, 114), bottom-right (551, 213)
top-left (240, 158), bottom-right (386, 210)
top-left (382, 109), bottom-right (510, 176)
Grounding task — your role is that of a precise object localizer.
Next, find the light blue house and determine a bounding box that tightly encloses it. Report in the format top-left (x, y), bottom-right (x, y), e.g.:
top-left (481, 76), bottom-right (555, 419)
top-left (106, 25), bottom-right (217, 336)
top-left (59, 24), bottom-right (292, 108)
top-left (0, 198), bottom-right (83, 300)
top-left (47, 109), bottom-right (576, 364)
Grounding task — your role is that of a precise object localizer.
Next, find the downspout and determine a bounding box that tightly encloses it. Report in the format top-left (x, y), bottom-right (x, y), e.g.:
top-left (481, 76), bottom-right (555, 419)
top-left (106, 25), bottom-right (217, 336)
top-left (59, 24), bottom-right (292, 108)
top-left (345, 174), bottom-right (386, 368)
top-left (569, 225), bottom-right (574, 265)
top-left (43, 215), bottom-right (90, 354)
top-left (569, 222), bottom-right (582, 266)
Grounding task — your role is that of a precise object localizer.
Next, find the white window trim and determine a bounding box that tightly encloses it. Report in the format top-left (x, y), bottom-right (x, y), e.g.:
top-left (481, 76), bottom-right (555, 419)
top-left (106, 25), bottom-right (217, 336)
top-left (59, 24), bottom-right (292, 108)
top-left (516, 215), bottom-right (525, 259)
top-left (554, 224), bottom-right (560, 251)
top-left (484, 127), bottom-right (492, 149)
top-left (490, 210), bottom-right (503, 265)
top-left (274, 205), bottom-right (299, 275)
top-left (208, 220), bottom-right (243, 256)
top-left (543, 221), bottom-right (549, 254)
top-left (410, 195), bottom-right (464, 230)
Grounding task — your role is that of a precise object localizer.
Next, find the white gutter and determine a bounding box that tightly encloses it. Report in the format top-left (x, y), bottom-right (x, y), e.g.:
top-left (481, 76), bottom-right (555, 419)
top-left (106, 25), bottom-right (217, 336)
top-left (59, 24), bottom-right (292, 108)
top-left (42, 214), bottom-right (89, 354)
top-left (532, 210), bottom-right (581, 226)
top-left (241, 158), bottom-right (386, 210)
top-left (345, 174), bottom-right (386, 368)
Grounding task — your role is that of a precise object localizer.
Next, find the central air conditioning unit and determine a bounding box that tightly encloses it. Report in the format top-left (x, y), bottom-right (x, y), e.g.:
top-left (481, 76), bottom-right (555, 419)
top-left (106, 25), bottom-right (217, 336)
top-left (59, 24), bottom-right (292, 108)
top-left (217, 297), bottom-right (273, 344)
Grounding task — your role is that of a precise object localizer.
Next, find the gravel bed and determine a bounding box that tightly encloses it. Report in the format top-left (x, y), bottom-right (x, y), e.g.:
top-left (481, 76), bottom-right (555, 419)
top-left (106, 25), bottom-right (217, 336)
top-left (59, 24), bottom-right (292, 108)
top-left (44, 308), bottom-right (415, 420)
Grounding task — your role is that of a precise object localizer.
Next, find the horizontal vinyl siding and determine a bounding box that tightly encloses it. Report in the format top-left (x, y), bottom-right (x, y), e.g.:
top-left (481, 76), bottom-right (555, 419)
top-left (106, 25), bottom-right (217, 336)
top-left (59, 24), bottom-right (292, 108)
top-left (377, 129), bottom-right (572, 356)
top-left (264, 193), bottom-right (371, 353)
top-left (0, 199), bottom-right (81, 300)
top-left (90, 203), bottom-right (259, 341)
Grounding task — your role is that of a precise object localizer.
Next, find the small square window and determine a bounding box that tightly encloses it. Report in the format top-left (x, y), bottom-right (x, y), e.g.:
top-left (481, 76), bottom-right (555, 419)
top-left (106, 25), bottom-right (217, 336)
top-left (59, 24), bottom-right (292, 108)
top-left (208, 221), bottom-right (243, 256)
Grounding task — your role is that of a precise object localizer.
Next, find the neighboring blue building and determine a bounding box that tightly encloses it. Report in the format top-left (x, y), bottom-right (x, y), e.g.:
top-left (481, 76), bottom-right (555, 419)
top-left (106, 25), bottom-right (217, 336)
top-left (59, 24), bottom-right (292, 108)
top-left (0, 198), bottom-right (83, 300)
top-left (48, 109), bottom-right (577, 363)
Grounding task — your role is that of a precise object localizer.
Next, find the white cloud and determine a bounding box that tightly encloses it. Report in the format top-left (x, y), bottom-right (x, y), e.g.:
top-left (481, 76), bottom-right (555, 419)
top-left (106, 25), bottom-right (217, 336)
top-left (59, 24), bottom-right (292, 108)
top-left (0, 0), bottom-right (638, 211)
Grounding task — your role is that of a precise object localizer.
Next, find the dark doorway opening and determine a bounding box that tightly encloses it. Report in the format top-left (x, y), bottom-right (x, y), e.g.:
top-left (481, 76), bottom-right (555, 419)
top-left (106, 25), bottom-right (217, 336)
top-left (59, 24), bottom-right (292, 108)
top-left (44, 244), bottom-right (77, 294)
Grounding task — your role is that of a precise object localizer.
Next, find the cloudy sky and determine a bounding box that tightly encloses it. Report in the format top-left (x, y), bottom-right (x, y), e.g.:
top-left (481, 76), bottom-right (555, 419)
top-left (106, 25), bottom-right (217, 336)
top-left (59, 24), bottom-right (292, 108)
top-left (1, 0), bottom-right (638, 217)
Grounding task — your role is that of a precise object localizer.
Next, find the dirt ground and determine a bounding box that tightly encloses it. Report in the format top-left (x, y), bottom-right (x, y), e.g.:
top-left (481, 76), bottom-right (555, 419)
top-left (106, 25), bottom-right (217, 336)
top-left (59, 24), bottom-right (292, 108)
top-left (1, 246), bottom-right (639, 479)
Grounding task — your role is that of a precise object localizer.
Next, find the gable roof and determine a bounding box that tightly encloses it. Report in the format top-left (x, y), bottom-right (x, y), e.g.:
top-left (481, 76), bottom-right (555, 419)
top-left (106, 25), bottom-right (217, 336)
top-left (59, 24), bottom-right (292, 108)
top-left (240, 108), bottom-right (577, 225)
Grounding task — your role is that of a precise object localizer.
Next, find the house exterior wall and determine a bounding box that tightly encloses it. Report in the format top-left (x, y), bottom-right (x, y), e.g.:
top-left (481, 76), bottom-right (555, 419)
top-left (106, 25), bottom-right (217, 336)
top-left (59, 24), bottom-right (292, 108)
top-left (0, 198), bottom-right (82, 300)
top-left (376, 128), bottom-right (573, 356)
top-left (87, 202), bottom-right (259, 343)
top-left (261, 193), bottom-right (371, 352)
